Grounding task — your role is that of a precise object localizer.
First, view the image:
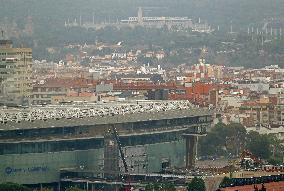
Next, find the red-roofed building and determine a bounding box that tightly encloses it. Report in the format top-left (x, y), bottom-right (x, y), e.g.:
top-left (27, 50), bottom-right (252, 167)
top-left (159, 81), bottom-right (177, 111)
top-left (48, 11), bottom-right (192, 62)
top-left (239, 96), bottom-right (284, 127)
top-left (31, 78), bottom-right (98, 105)
top-left (52, 92), bottom-right (97, 104)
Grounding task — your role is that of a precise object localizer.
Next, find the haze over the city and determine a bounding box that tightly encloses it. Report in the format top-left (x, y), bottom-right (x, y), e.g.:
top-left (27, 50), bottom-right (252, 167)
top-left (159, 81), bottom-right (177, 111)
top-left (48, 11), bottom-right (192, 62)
top-left (0, 1), bottom-right (284, 191)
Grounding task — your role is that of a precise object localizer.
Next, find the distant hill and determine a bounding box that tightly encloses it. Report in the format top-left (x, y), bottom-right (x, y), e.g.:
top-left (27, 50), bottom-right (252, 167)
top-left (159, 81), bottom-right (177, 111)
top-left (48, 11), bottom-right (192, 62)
top-left (1, 0), bottom-right (284, 67)
top-left (1, 0), bottom-right (284, 28)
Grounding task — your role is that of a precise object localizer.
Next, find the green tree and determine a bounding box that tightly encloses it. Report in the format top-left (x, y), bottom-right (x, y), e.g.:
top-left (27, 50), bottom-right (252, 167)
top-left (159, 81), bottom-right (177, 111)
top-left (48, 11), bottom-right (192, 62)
top-left (162, 182), bottom-right (176, 191)
top-left (267, 156), bottom-right (283, 166)
top-left (145, 182), bottom-right (176, 191)
top-left (33, 188), bottom-right (53, 191)
top-left (246, 131), bottom-right (271, 159)
top-left (42, 189), bottom-right (53, 191)
top-left (219, 176), bottom-right (233, 188)
top-left (199, 122), bottom-right (284, 161)
top-left (145, 183), bottom-right (156, 191)
top-left (0, 182), bottom-right (32, 191)
top-left (199, 123), bottom-right (247, 157)
top-left (187, 177), bottom-right (206, 191)
top-left (65, 186), bottom-right (84, 191)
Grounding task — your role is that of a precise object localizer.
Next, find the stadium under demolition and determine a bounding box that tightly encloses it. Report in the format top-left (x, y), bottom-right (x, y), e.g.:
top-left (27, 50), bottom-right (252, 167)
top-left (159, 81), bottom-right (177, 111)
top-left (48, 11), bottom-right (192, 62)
top-left (0, 100), bottom-right (213, 190)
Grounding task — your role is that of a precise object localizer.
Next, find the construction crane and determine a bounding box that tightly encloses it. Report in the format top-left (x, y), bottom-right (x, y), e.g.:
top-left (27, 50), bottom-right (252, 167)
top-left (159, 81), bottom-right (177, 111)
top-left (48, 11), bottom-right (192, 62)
top-left (111, 126), bottom-right (129, 173)
top-left (110, 126), bottom-right (131, 191)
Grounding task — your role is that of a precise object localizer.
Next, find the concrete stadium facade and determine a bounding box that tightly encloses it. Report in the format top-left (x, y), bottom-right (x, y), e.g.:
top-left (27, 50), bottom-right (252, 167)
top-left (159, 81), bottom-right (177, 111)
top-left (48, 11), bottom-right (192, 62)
top-left (0, 105), bottom-right (212, 185)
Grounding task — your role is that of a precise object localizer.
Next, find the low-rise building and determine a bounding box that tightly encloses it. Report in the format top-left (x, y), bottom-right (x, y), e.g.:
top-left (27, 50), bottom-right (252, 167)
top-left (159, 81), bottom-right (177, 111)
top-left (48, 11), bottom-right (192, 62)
top-left (31, 78), bottom-right (97, 105)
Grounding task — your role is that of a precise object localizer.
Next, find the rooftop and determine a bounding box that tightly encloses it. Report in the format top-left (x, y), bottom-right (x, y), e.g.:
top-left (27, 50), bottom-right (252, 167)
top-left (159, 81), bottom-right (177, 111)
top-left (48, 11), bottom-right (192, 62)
top-left (0, 40), bottom-right (12, 45)
top-left (0, 100), bottom-right (212, 130)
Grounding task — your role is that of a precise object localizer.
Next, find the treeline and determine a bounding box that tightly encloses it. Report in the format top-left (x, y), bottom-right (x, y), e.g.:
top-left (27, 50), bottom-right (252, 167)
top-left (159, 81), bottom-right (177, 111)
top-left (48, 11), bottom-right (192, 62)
top-left (198, 123), bottom-right (283, 164)
top-left (1, 1), bottom-right (284, 67)
top-left (8, 25), bottom-right (284, 68)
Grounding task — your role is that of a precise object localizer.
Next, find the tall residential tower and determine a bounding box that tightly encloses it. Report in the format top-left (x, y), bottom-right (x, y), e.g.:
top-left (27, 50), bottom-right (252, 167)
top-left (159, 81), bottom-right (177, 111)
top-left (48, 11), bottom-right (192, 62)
top-left (0, 40), bottom-right (33, 105)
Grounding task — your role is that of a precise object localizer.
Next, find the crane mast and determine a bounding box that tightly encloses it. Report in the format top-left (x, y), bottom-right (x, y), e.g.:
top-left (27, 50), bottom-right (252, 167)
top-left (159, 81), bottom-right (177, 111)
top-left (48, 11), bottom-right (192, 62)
top-left (111, 126), bottom-right (129, 173)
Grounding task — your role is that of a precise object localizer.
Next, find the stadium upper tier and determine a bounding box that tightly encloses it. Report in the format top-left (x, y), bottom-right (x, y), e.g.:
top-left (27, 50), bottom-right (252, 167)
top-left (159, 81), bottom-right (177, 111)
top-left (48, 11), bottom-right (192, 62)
top-left (0, 100), bottom-right (211, 130)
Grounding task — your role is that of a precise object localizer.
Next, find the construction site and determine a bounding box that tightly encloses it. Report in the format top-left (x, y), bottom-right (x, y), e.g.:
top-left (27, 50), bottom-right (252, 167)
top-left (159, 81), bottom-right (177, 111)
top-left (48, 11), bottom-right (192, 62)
top-left (0, 100), bottom-right (213, 190)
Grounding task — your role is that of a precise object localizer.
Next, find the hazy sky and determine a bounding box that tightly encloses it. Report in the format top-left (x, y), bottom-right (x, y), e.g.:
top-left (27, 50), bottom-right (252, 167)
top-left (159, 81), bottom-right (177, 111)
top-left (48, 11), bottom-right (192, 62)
top-left (0, 0), bottom-right (284, 26)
